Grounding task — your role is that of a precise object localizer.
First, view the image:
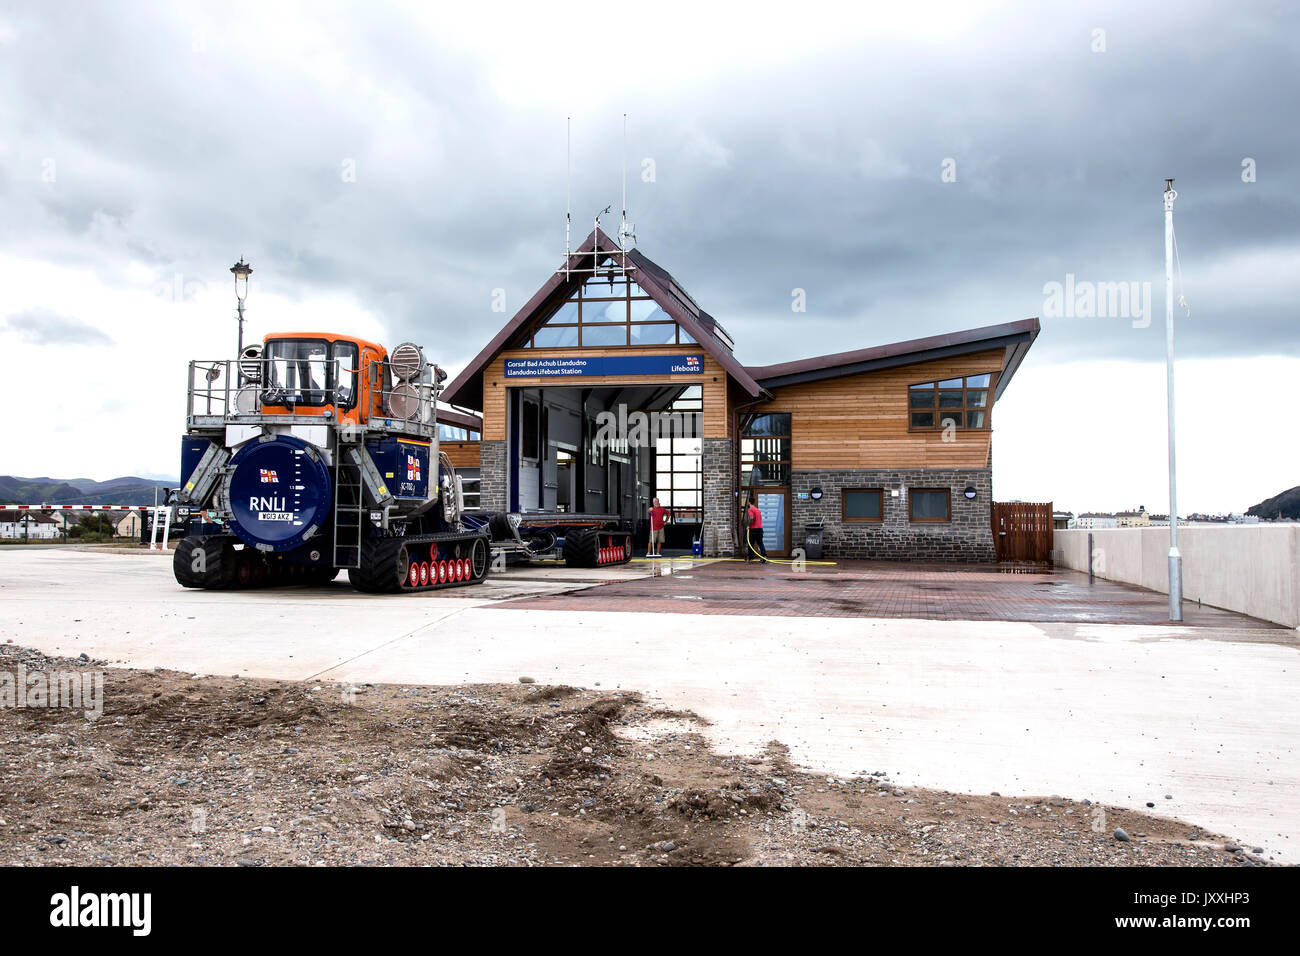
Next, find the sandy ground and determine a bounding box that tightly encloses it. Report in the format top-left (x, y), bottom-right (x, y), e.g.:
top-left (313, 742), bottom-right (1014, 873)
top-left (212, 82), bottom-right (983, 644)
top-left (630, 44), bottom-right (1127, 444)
top-left (0, 645), bottom-right (1269, 867)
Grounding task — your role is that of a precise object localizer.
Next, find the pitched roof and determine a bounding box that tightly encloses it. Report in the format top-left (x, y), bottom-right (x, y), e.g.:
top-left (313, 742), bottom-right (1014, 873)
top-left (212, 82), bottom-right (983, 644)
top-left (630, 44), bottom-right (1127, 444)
top-left (745, 318), bottom-right (1040, 399)
top-left (435, 407), bottom-right (482, 432)
top-left (442, 228), bottom-right (765, 409)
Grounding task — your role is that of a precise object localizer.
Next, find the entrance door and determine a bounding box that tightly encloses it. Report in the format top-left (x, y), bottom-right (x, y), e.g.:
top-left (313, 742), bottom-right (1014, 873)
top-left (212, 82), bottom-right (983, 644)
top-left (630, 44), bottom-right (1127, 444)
top-left (742, 486), bottom-right (790, 558)
top-left (992, 500), bottom-right (1054, 563)
top-left (555, 450), bottom-right (575, 513)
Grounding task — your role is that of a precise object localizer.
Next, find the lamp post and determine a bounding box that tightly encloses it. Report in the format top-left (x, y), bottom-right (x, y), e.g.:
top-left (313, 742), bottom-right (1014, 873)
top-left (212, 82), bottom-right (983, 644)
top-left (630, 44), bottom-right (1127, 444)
top-left (230, 257), bottom-right (253, 355)
top-left (1164, 179), bottom-right (1182, 622)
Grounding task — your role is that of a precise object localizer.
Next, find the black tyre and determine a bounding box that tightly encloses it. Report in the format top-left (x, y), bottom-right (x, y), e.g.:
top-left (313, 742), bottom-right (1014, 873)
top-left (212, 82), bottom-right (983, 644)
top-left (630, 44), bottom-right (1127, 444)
top-left (487, 512), bottom-right (515, 542)
top-left (470, 535), bottom-right (491, 580)
top-left (173, 536), bottom-right (236, 589)
top-left (562, 528), bottom-right (600, 568)
top-left (348, 537), bottom-right (407, 593)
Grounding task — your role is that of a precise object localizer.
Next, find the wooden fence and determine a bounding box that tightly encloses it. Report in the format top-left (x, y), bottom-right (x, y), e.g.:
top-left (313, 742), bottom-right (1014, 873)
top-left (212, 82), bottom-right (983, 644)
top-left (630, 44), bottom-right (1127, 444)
top-left (992, 501), bottom-right (1054, 564)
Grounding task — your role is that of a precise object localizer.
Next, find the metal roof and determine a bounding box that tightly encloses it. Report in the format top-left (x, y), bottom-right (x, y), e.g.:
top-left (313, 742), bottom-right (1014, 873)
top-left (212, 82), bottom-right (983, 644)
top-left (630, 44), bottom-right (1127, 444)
top-left (745, 318), bottom-right (1040, 400)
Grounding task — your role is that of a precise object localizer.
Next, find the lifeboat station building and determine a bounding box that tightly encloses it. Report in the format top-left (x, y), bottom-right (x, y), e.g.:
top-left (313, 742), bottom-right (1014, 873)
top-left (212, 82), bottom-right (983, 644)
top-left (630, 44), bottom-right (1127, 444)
top-left (442, 228), bottom-right (1039, 560)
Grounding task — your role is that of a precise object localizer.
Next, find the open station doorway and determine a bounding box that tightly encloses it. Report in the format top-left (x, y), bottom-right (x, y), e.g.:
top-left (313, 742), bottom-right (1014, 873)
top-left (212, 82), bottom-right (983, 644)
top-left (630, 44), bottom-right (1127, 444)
top-left (508, 383), bottom-right (702, 555)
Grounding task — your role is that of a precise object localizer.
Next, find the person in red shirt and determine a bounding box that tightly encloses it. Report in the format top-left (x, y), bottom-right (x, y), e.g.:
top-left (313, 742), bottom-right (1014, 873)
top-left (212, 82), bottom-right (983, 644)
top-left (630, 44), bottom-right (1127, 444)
top-left (744, 498), bottom-right (768, 563)
top-left (648, 497), bottom-right (668, 558)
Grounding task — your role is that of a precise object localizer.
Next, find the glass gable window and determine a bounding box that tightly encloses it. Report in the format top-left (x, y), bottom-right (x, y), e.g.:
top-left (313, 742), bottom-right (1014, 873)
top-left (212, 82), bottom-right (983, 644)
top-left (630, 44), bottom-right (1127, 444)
top-left (908, 373), bottom-right (997, 430)
top-left (516, 262), bottom-right (697, 348)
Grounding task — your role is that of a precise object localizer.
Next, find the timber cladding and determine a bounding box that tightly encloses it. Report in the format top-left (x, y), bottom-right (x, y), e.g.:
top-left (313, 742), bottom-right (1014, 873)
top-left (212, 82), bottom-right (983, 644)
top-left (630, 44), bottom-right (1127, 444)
top-left (480, 348), bottom-right (731, 441)
top-left (440, 441), bottom-right (480, 470)
top-left (752, 349), bottom-right (1007, 469)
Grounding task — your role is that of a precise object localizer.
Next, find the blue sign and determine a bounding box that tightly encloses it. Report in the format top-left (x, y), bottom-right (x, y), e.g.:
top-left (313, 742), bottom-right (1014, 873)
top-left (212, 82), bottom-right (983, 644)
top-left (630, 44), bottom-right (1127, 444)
top-left (504, 354), bottom-right (704, 378)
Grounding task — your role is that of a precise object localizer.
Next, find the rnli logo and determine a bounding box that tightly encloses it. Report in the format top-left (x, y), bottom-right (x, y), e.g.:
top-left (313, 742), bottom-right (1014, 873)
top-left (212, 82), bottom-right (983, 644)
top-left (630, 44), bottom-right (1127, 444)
top-left (405, 455), bottom-right (421, 482)
top-left (685, 356), bottom-right (699, 367)
top-left (259, 469), bottom-right (279, 483)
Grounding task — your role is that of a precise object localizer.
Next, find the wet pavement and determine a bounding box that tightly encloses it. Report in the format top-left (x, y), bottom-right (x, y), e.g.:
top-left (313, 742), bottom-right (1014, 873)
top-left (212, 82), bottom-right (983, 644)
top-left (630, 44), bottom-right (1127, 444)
top-left (493, 559), bottom-right (1285, 629)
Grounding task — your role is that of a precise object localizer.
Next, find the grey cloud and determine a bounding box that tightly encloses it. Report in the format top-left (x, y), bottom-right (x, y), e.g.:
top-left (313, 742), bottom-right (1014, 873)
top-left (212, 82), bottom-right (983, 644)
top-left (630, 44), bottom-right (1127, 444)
top-left (2, 308), bottom-right (113, 346)
top-left (0, 1), bottom-right (1297, 373)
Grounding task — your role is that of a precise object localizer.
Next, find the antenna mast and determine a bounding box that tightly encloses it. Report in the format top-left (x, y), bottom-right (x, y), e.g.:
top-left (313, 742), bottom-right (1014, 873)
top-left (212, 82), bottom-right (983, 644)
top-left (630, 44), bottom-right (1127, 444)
top-left (564, 116), bottom-right (572, 278)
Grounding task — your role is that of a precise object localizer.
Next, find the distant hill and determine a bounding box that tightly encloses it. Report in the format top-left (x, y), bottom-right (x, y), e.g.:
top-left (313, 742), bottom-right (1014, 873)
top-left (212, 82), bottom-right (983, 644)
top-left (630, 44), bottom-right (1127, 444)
top-left (0, 475), bottom-right (170, 506)
top-left (1247, 485), bottom-right (1300, 520)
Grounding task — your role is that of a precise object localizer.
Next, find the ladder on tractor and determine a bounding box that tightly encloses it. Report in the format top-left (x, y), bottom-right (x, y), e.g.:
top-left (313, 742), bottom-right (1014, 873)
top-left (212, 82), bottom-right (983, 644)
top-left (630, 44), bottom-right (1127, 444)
top-left (333, 450), bottom-right (365, 569)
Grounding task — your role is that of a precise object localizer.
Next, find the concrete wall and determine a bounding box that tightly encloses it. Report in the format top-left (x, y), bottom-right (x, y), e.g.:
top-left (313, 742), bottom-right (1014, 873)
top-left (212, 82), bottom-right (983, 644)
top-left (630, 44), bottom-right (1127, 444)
top-left (1054, 525), bottom-right (1300, 628)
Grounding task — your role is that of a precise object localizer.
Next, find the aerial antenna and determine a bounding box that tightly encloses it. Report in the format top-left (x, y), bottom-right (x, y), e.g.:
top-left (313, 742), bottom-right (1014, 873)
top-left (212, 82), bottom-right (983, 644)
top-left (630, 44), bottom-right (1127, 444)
top-left (619, 113), bottom-right (636, 268)
top-left (564, 115), bottom-right (572, 278)
top-left (626, 111), bottom-right (631, 252)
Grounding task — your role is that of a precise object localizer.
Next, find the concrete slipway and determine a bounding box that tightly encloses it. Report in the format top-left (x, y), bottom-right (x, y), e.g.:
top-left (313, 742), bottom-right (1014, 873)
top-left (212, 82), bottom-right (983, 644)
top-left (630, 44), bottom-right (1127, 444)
top-left (1, 548), bottom-right (1296, 863)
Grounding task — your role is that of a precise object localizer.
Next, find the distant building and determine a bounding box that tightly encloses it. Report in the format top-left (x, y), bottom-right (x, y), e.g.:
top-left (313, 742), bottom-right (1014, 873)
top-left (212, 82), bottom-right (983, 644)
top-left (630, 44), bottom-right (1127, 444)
top-left (1116, 507), bottom-right (1150, 527)
top-left (1075, 512), bottom-right (1117, 529)
top-left (1053, 511), bottom-right (1074, 529)
top-left (115, 510), bottom-right (144, 538)
top-left (0, 510), bottom-right (59, 540)
top-left (1228, 513), bottom-right (1260, 524)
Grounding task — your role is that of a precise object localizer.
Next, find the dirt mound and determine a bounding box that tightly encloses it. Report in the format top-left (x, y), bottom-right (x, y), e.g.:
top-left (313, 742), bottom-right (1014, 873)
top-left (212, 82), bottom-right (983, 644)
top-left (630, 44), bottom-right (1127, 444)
top-left (0, 654), bottom-right (1272, 867)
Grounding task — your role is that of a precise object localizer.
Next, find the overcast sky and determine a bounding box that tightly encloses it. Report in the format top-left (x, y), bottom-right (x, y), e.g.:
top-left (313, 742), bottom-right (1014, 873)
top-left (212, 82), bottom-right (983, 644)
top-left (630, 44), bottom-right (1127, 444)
top-left (1, 0), bottom-right (1296, 513)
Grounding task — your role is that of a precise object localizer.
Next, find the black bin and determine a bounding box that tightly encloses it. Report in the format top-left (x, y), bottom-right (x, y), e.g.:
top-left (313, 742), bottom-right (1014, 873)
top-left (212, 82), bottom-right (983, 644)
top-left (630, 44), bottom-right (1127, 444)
top-left (803, 524), bottom-right (824, 560)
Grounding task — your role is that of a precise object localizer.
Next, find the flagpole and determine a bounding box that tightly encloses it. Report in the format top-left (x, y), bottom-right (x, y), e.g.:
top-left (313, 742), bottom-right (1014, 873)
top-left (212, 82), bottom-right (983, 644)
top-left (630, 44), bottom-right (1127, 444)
top-left (1164, 178), bottom-right (1182, 622)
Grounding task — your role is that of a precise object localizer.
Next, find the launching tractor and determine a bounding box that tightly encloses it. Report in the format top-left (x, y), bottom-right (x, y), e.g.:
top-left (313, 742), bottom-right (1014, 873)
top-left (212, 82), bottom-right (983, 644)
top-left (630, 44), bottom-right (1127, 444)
top-left (173, 333), bottom-right (490, 593)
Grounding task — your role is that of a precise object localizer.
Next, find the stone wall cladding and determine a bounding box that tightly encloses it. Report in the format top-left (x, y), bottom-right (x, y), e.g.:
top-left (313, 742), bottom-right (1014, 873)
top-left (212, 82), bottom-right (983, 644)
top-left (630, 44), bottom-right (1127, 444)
top-left (701, 438), bottom-right (736, 557)
top-left (478, 440), bottom-right (508, 513)
top-left (791, 468), bottom-right (995, 562)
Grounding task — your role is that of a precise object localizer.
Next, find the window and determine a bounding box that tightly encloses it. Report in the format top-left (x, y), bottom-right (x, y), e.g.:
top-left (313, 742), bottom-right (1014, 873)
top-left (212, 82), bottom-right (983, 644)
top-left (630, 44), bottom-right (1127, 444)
top-left (909, 489), bottom-right (951, 522)
top-left (265, 339), bottom-right (327, 403)
top-left (652, 387), bottom-right (703, 523)
top-left (332, 342), bottom-right (358, 408)
top-left (908, 373), bottom-right (996, 430)
top-left (521, 399), bottom-right (540, 460)
top-left (515, 262), bottom-right (696, 348)
top-left (741, 412), bottom-right (791, 486)
top-left (438, 424), bottom-right (480, 441)
top-left (843, 489), bottom-right (883, 522)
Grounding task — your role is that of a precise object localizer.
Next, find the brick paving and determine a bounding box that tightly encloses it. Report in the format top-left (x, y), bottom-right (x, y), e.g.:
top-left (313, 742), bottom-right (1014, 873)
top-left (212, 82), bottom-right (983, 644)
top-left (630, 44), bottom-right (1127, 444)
top-left (492, 560), bottom-right (1283, 628)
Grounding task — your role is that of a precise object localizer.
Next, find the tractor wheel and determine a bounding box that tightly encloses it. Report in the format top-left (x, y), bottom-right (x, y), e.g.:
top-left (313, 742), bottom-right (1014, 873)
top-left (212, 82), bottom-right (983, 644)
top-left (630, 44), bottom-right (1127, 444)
top-left (487, 512), bottom-right (515, 542)
top-left (173, 536), bottom-right (235, 589)
top-left (562, 528), bottom-right (600, 568)
top-left (348, 538), bottom-right (408, 593)
top-left (470, 535), bottom-right (490, 580)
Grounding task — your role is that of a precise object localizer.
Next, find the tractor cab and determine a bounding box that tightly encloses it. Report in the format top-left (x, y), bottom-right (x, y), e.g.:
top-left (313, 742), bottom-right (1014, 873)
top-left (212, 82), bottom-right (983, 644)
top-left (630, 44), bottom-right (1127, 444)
top-left (257, 332), bottom-right (387, 426)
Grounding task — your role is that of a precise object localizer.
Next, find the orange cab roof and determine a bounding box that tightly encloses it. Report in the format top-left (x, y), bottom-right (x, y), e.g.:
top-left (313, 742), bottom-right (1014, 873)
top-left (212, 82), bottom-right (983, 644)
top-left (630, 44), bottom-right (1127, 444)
top-left (264, 332), bottom-right (387, 355)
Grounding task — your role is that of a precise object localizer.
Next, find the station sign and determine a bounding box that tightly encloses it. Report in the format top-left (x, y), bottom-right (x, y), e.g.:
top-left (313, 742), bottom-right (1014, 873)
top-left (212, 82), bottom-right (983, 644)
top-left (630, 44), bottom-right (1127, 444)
top-left (504, 354), bottom-right (704, 379)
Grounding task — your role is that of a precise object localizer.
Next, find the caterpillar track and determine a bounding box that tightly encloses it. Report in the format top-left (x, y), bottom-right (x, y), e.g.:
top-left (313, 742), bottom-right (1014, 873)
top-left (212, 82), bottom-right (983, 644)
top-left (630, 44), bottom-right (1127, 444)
top-left (562, 528), bottom-right (635, 568)
top-left (174, 535), bottom-right (340, 590)
top-left (348, 530), bottom-right (491, 593)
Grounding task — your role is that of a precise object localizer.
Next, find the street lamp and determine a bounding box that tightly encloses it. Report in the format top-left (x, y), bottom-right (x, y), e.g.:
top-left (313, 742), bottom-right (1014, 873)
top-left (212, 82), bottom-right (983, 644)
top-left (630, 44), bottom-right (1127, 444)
top-left (230, 257), bottom-right (253, 355)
